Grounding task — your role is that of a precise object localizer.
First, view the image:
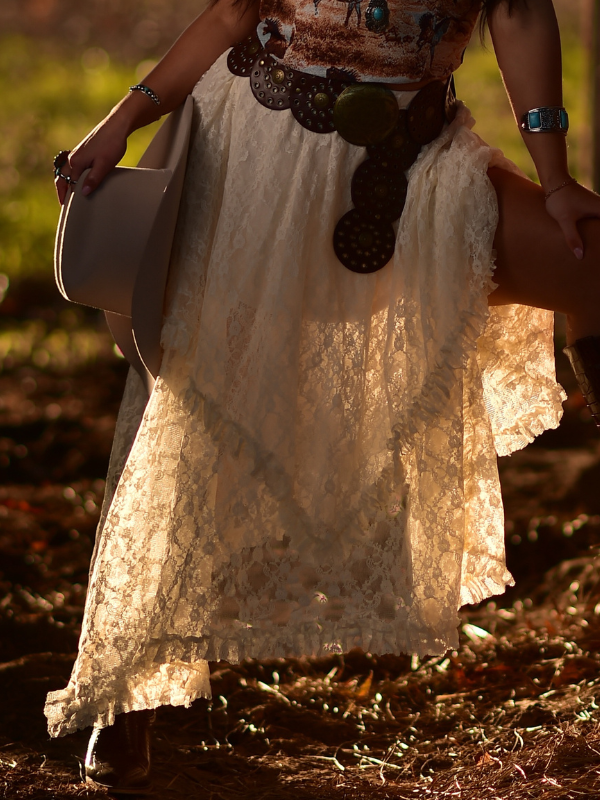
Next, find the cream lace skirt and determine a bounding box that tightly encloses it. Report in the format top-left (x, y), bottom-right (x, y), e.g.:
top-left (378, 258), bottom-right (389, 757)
top-left (45, 52), bottom-right (566, 737)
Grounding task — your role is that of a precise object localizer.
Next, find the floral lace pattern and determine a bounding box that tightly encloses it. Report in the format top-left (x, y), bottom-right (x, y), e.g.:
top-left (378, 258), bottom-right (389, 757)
top-left (45, 53), bottom-right (565, 737)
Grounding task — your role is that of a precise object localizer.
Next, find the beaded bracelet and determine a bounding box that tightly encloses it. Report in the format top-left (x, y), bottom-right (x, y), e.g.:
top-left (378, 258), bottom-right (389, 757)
top-left (129, 84), bottom-right (161, 106)
top-left (53, 150), bottom-right (77, 185)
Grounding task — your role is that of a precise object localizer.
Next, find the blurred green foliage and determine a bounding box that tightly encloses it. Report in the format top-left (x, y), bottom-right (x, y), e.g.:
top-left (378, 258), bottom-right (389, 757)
top-left (0, 19), bottom-right (591, 281)
top-left (458, 30), bottom-right (590, 183)
top-left (0, 36), bottom-right (160, 281)
top-left (0, 314), bottom-right (115, 370)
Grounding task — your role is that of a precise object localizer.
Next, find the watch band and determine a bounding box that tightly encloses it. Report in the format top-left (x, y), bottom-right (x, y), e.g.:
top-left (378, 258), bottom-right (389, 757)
top-left (521, 107), bottom-right (569, 134)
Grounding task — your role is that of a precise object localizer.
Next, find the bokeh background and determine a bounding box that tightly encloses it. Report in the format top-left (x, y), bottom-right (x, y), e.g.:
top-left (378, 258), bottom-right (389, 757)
top-left (0, 0), bottom-right (593, 284)
top-left (3, 3), bottom-right (600, 799)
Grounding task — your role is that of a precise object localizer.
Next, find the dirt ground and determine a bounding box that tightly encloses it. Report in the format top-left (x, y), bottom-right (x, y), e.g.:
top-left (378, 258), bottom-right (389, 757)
top-left (2, 280), bottom-right (600, 799)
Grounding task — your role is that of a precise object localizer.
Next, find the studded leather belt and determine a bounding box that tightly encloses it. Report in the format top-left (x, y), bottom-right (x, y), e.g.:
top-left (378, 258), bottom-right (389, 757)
top-left (228, 37), bottom-right (457, 274)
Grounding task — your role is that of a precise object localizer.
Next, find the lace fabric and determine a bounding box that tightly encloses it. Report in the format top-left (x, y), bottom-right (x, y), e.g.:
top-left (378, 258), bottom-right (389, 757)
top-left (45, 52), bottom-right (565, 737)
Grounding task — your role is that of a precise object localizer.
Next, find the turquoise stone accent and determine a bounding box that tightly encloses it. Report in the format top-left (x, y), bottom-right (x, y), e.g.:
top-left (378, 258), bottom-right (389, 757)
top-left (373, 7), bottom-right (384, 19)
top-left (560, 109), bottom-right (569, 130)
top-left (529, 111), bottom-right (541, 129)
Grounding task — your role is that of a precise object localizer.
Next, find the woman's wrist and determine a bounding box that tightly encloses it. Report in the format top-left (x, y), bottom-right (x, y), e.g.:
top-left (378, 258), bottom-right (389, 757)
top-left (109, 91), bottom-right (163, 139)
top-left (524, 137), bottom-right (571, 195)
top-left (539, 168), bottom-right (574, 195)
top-left (544, 176), bottom-right (578, 201)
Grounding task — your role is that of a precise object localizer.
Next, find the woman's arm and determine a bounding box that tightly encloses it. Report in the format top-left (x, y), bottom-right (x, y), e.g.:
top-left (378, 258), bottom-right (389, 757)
top-left (488, 0), bottom-right (600, 258)
top-left (59, 0), bottom-right (260, 203)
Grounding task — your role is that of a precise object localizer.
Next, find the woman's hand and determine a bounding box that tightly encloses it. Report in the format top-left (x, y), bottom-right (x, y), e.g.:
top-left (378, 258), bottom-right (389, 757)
top-left (55, 0), bottom-right (261, 205)
top-left (544, 182), bottom-right (600, 260)
top-left (55, 115), bottom-right (129, 205)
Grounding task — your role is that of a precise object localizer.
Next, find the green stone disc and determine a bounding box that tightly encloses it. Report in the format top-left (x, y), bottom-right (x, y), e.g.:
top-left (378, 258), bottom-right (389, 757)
top-left (333, 84), bottom-right (399, 147)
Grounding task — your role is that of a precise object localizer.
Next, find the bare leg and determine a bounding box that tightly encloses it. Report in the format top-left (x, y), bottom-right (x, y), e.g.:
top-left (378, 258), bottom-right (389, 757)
top-left (487, 167), bottom-right (600, 345)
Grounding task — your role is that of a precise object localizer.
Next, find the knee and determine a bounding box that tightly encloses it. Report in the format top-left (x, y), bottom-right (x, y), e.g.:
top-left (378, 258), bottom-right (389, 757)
top-left (570, 219), bottom-right (600, 312)
top-left (580, 219), bottom-right (600, 282)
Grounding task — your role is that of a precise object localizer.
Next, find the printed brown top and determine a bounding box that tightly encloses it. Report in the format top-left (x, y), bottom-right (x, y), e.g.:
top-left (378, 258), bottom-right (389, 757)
top-left (256, 0), bottom-right (482, 84)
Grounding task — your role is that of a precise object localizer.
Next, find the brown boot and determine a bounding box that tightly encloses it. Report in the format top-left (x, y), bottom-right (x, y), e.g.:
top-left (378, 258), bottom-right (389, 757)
top-left (564, 336), bottom-right (600, 429)
top-left (85, 709), bottom-right (156, 794)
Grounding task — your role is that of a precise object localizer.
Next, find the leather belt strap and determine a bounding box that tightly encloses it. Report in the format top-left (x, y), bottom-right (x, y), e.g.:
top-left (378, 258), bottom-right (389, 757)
top-left (228, 37), bottom-right (457, 274)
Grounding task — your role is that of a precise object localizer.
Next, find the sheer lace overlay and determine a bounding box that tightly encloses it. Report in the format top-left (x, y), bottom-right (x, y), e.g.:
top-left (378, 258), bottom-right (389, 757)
top-left (45, 53), bottom-right (565, 737)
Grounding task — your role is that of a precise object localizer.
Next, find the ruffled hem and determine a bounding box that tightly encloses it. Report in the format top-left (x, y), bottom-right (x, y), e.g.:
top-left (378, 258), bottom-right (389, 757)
top-left (460, 567), bottom-right (515, 608)
top-left (390, 258), bottom-right (565, 459)
top-left (44, 57), bottom-right (565, 738)
top-left (44, 660), bottom-right (212, 737)
top-left (44, 621), bottom-right (455, 737)
top-left (44, 553), bottom-right (514, 737)
top-left (389, 119), bottom-right (564, 457)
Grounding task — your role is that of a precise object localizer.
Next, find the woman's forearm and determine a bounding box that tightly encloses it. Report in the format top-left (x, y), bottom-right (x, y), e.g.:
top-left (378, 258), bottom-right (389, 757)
top-left (111, 0), bottom-right (261, 137)
top-left (488, 0), bottom-right (571, 192)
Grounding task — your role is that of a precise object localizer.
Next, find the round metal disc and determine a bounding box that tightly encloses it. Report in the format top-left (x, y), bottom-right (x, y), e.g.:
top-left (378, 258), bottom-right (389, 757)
top-left (227, 37), bottom-right (264, 77)
top-left (407, 80), bottom-right (447, 146)
top-left (333, 84), bottom-right (399, 146)
top-left (333, 209), bottom-right (396, 274)
top-left (250, 56), bottom-right (297, 110)
top-left (290, 75), bottom-right (343, 134)
top-left (367, 109), bottom-right (421, 172)
top-left (351, 159), bottom-right (408, 223)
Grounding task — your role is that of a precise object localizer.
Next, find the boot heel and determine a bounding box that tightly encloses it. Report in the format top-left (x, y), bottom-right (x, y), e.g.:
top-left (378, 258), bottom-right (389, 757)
top-left (84, 709), bottom-right (156, 794)
top-left (564, 335), bottom-right (600, 429)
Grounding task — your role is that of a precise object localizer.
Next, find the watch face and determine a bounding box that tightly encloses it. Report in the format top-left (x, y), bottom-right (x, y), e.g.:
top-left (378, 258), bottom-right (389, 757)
top-left (524, 107), bottom-right (569, 133)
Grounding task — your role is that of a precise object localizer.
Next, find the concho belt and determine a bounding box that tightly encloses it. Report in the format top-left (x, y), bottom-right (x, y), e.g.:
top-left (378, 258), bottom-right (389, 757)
top-left (228, 37), bottom-right (457, 274)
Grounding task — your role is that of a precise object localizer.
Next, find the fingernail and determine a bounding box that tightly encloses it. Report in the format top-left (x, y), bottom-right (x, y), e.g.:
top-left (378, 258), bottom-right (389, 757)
top-left (575, 248), bottom-right (584, 260)
top-left (82, 186), bottom-right (91, 197)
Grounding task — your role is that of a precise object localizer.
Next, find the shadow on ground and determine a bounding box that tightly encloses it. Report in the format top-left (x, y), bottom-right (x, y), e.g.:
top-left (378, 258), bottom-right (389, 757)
top-left (2, 282), bottom-right (600, 799)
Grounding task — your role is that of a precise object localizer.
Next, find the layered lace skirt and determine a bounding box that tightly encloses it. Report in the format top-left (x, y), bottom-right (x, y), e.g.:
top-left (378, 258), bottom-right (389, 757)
top-left (45, 52), bottom-right (566, 736)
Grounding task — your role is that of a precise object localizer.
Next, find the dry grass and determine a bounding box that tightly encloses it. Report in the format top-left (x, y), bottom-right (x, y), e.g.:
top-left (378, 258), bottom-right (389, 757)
top-left (4, 552), bottom-right (600, 798)
top-left (1, 294), bottom-right (600, 799)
